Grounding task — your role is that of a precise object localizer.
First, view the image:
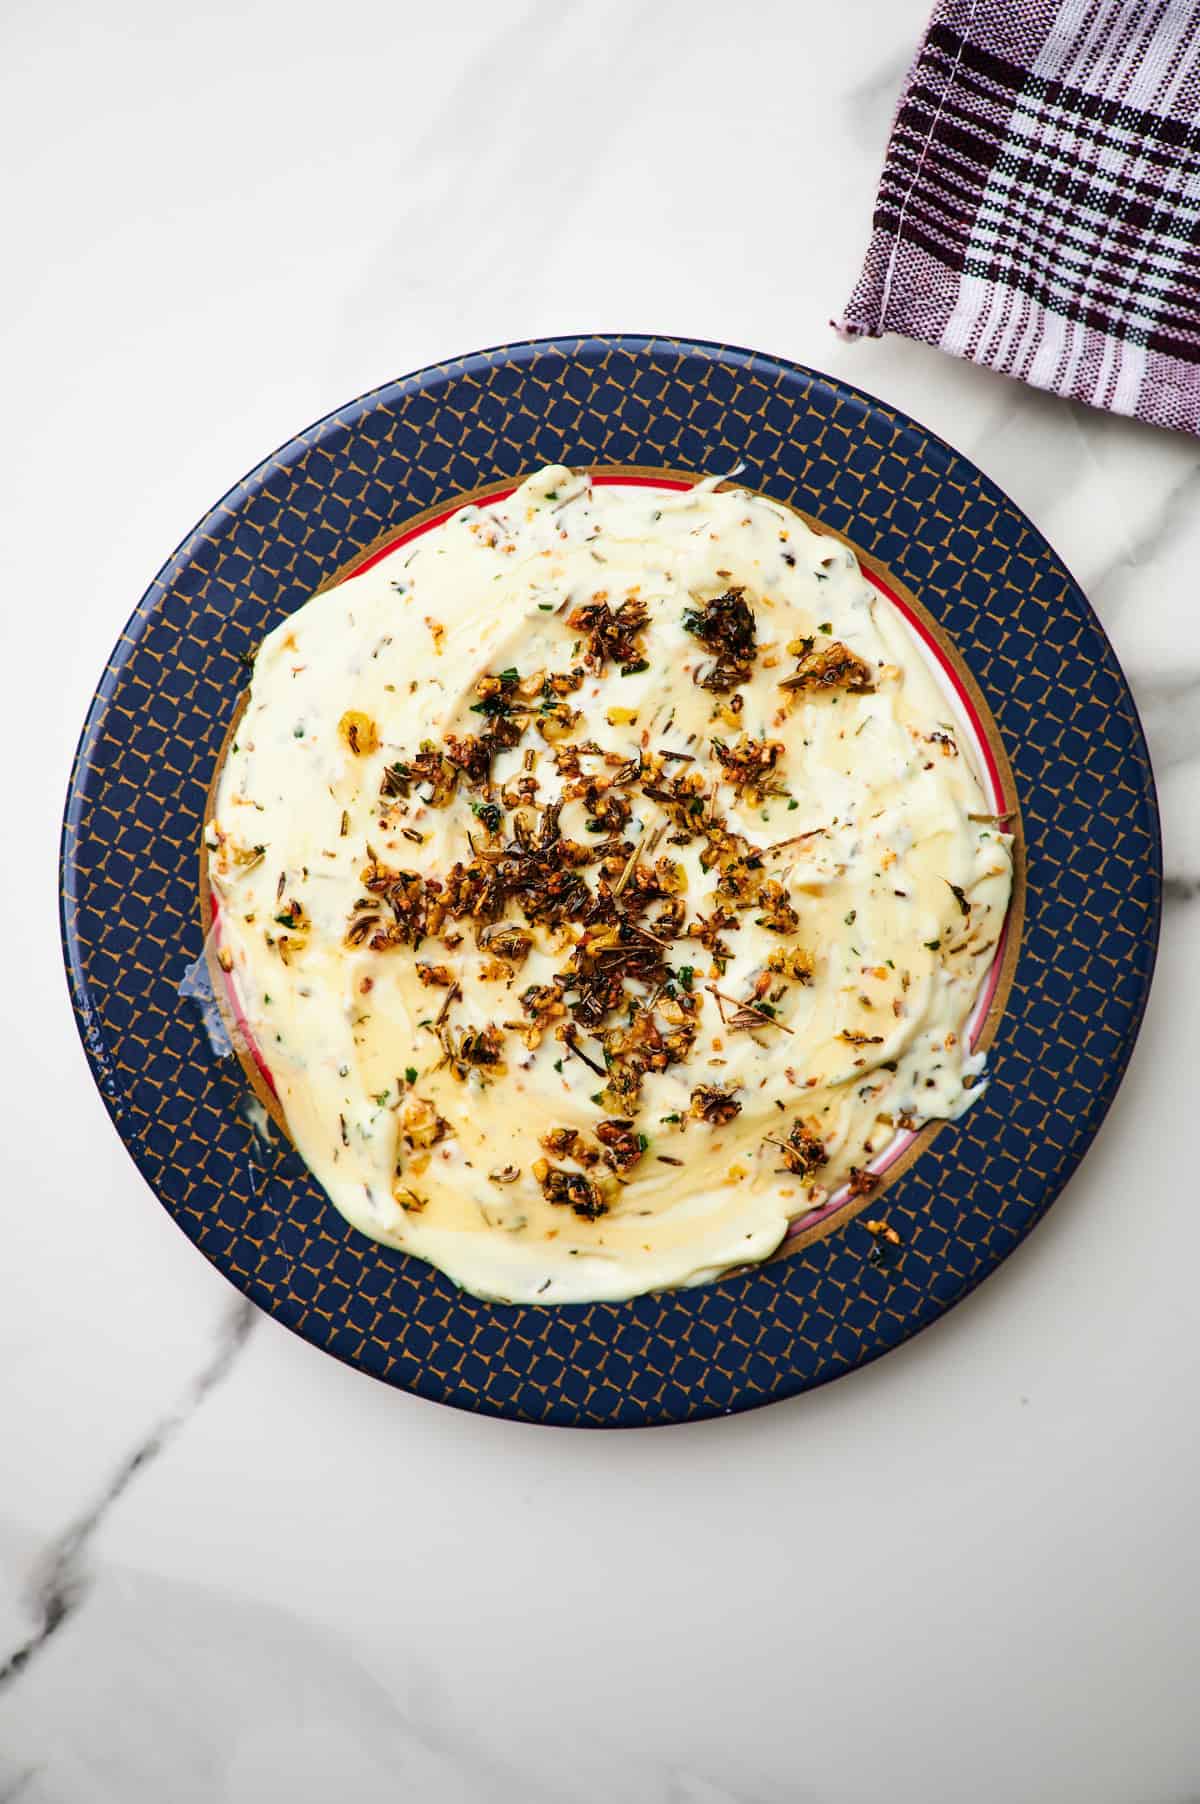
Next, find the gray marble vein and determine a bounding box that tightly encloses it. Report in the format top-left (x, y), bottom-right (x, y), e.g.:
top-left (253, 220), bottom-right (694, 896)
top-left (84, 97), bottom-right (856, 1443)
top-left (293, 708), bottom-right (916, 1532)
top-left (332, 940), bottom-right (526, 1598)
top-left (845, 46), bottom-right (914, 140)
top-left (0, 1555), bottom-right (787, 1804)
top-left (0, 1299), bottom-right (256, 1695)
top-left (1089, 456), bottom-right (1200, 614)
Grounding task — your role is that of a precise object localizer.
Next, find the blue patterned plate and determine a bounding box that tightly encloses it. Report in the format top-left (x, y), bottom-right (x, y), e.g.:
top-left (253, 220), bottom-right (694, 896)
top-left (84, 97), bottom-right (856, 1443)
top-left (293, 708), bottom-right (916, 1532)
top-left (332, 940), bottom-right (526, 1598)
top-left (60, 337), bottom-right (1161, 1426)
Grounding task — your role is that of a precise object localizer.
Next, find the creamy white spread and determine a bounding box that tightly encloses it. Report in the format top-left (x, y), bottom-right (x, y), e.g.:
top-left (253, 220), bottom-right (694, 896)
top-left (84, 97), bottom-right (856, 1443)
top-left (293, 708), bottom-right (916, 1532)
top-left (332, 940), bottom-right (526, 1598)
top-left (206, 466), bottom-right (1013, 1303)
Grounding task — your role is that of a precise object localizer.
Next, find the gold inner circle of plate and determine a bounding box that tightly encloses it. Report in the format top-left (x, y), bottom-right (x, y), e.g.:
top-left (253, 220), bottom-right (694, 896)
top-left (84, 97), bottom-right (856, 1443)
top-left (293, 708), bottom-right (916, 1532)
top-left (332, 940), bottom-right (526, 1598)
top-left (199, 465), bottom-right (1026, 1276)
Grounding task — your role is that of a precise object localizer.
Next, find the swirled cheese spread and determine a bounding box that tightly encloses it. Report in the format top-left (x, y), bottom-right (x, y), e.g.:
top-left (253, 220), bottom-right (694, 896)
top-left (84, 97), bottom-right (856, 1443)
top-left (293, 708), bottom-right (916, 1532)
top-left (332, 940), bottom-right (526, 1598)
top-left (206, 466), bottom-right (1013, 1303)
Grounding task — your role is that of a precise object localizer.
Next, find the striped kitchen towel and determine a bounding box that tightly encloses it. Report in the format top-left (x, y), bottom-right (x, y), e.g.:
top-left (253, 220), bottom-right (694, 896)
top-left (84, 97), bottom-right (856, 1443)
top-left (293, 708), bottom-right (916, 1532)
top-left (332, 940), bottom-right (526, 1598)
top-left (840, 0), bottom-right (1200, 433)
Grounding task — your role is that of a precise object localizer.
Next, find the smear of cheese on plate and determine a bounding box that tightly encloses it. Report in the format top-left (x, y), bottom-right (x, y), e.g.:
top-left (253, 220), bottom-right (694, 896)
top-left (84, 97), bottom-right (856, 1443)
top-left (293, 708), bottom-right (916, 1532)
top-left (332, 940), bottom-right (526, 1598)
top-left (206, 466), bottom-right (1013, 1303)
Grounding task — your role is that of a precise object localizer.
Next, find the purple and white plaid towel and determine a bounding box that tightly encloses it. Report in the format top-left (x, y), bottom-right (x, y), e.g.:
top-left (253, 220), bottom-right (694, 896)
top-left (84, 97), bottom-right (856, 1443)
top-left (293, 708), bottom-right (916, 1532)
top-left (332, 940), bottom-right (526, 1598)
top-left (840, 0), bottom-right (1200, 433)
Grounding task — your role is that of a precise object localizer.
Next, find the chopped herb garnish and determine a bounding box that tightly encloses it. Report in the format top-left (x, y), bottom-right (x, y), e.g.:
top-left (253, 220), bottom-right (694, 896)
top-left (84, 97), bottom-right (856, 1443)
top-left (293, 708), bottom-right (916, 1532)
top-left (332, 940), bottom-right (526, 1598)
top-left (680, 589), bottom-right (757, 691)
top-left (380, 762), bottom-right (411, 799)
top-left (844, 909), bottom-right (857, 925)
top-left (405, 1066), bottom-right (418, 1084)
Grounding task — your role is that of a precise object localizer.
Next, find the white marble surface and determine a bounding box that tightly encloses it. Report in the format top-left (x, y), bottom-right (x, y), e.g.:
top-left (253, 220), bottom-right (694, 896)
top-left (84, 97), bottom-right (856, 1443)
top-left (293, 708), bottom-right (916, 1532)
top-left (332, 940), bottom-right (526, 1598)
top-left (2, 1), bottom-right (1198, 1799)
